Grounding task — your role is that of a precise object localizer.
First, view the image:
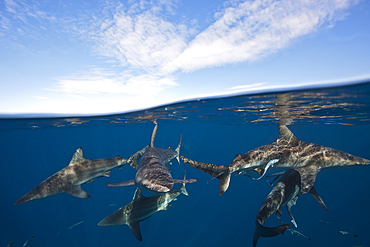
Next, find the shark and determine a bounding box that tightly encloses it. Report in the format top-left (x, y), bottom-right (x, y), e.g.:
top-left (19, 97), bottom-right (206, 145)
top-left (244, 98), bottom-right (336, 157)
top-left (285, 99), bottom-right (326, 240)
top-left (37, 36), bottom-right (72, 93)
top-left (267, 165), bottom-right (329, 212)
top-left (181, 125), bottom-right (370, 195)
top-left (253, 169), bottom-right (301, 247)
top-left (98, 182), bottom-right (189, 241)
top-left (14, 147), bottom-right (147, 204)
top-left (106, 120), bottom-right (198, 193)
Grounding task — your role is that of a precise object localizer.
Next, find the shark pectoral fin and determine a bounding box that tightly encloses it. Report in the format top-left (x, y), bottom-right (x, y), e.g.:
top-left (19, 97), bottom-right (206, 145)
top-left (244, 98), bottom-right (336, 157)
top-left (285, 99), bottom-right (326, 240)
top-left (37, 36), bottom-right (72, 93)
top-left (309, 186), bottom-right (329, 212)
top-left (287, 194), bottom-right (299, 227)
top-left (102, 171), bottom-right (111, 177)
top-left (128, 221), bottom-right (143, 241)
top-left (287, 205), bottom-right (297, 228)
top-left (106, 180), bottom-right (136, 187)
top-left (173, 178), bottom-right (198, 184)
top-left (65, 185), bottom-right (91, 199)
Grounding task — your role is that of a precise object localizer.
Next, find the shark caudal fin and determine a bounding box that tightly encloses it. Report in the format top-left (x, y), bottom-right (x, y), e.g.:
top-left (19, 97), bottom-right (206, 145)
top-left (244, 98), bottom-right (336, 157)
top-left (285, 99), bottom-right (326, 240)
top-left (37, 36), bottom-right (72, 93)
top-left (180, 156), bottom-right (231, 195)
top-left (253, 221), bottom-right (289, 247)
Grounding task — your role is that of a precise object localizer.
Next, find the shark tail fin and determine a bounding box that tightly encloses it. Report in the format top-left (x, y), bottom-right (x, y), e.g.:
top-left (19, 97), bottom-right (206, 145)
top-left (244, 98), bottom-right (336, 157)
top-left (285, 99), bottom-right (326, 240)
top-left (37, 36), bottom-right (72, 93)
top-left (180, 155), bottom-right (231, 195)
top-left (309, 186), bottom-right (329, 212)
top-left (253, 221), bottom-right (289, 247)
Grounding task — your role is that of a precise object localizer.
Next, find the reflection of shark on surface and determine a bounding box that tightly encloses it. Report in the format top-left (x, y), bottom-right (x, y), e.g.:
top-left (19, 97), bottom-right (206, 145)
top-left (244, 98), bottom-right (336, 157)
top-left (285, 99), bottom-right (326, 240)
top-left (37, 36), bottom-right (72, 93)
top-left (181, 125), bottom-right (370, 195)
top-left (106, 120), bottom-right (198, 193)
top-left (253, 169), bottom-right (301, 247)
top-left (98, 182), bottom-right (189, 241)
top-left (15, 147), bottom-right (143, 204)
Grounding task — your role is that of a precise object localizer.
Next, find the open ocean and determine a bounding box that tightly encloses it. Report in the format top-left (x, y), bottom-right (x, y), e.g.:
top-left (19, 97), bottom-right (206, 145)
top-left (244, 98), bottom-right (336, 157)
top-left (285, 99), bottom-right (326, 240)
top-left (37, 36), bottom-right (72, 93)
top-left (1, 82), bottom-right (370, 247)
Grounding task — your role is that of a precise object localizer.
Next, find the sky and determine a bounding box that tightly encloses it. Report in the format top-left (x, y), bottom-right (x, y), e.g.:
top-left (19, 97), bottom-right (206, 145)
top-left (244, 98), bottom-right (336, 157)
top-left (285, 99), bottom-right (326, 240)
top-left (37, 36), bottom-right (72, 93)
top-left (1, 0), bottom-right (370, 116)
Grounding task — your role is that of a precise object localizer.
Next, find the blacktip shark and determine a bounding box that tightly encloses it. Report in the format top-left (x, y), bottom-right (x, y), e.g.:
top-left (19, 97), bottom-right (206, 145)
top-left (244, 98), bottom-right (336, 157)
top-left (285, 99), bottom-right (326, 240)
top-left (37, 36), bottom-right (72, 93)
top-left (181, 125), bottom-right (370, 195)
top-left (253, 169), bottom-right (301, 247)
top-left (106, 120), bottom-right (198, 193)
top-left (15, 147), bottom-right (147, 204)
top-left (98, 182), bottom-right (189, 241)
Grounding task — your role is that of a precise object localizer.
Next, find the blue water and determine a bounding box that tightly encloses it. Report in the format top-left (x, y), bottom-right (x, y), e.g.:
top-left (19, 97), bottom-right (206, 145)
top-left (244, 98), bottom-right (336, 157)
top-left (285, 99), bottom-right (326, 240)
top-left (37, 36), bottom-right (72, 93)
top-left (1, 82), bottom-right (370, 247)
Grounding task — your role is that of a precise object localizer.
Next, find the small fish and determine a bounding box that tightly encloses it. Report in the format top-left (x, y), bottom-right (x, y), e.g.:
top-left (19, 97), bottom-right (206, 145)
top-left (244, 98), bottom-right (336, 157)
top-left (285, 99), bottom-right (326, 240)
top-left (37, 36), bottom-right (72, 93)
top-left (23, 236), bottom-right (34, 246)
top-left (287, 229), bottom-right (311, 240)
top-left (319, 220), bottom-right (331, 224)
top-left (7, 241), bottom-right (13, 247)
top-left (69, 220), bottom-right (83, 229)
top-left (56, 231), bottom-right (60, 237)
top-left (109, 204), bottom-right (117, 207)
top-left (340, 231), bottom-right (358, 237)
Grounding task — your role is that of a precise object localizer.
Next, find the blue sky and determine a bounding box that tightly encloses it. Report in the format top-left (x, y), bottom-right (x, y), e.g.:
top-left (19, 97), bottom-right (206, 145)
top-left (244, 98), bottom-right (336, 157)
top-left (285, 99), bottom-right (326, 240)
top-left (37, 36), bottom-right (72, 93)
top-left (1, 0), bottom-right (370, 115)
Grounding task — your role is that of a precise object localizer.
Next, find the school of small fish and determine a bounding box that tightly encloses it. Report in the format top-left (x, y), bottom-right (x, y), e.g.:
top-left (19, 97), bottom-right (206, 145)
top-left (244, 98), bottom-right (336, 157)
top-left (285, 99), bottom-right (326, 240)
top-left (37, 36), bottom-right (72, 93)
top-left (12, 121), bottom-right (368, 246)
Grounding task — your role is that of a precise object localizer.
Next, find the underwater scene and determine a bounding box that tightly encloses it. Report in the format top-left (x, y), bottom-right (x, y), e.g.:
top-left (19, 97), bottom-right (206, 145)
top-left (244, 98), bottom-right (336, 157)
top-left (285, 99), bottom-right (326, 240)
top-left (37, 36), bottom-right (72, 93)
top-left (1, 82), bottom-right (370, 247)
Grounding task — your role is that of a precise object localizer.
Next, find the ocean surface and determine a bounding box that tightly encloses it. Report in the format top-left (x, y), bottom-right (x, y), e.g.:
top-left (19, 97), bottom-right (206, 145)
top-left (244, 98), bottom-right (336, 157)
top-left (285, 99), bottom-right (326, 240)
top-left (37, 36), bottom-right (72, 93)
top-left (1, 82), bottom-right (370, 247)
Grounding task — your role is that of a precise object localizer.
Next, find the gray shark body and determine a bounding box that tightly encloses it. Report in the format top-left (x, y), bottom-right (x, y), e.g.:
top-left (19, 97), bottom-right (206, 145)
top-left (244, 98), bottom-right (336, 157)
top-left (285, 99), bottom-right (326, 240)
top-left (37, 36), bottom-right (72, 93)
top-left (253, 169), bottom-right (301, 247)
top-left (98, 183), bottom-right (188, 241)
top-left (181, 125), bottom-right (369, 195)
top-left (107, 121), bottom-right (197, 193)
top-left (15, 147), bottom-right (128, 204)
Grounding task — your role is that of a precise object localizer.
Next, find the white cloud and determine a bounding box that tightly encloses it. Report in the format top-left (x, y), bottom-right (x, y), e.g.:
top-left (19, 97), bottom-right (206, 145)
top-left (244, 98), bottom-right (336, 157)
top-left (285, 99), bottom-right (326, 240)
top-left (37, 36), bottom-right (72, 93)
top-left (57, 0), bottom-right (356, 96)
top-left (2, 0), bottom-right (358, 103)
top-left (53, 68), bottom-right (178, 95)
top-left (163, 0), bottom-right (355, 73)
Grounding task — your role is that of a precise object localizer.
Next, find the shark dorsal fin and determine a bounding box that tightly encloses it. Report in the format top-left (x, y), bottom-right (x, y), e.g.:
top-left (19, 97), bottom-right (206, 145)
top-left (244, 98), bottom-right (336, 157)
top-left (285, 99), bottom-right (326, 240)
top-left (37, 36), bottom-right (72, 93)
top-left (132, 187), bottom-right (143, 201)
top-left (69, 147), bottom-right (87, 164)
top-left (276, 125), bottom-right (299, 146)
top-left (150, 120), bottom-right (158, 148)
